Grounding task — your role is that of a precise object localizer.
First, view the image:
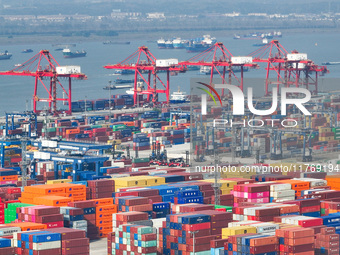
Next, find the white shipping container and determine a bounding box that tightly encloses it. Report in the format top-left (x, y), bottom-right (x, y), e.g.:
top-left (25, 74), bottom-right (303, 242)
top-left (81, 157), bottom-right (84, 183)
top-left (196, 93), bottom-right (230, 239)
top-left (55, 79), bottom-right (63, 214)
top-left (231, 56), bottom-right (253, 64)
top-left (155, 59), bottom-right (178, 67)
top-left (287, 53), bottom-right (307, 61)
top-left (33, 241), bottom-right (61, 250)
top-left (56, 65), bottom-right (81, 74)
top-left (270, 183), bottom-right (292, 191)
top-left (270, 189), bottom-right (295, 198)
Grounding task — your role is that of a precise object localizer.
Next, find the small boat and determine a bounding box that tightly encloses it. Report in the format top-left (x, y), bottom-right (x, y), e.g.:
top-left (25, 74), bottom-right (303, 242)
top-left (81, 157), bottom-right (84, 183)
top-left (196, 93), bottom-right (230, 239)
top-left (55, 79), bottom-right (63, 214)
top-left (55, 48), bottom-right (64, 51)
top-left (22, 49), bottom-right (33, 53)
top-left (322, 61), bottom-right (340, 65)
top-left (115, 78), bottom-right (134, 84)
top-left (103, 41), bottom-right (130, 45)
top-left (14, 63), bottom-right (22, 67)
top-left (0, 50), bottom-right (12, 60)
top-left (103, 82), bottom-right (132, 90)
top-left (113, 69), bottom-right (134, 75)
top-left (170, 87), bottom-right (190, 104)
top-left (63, 49), bottom-right (86, 58)
top-left (253, 38), bottom-right (269, 47)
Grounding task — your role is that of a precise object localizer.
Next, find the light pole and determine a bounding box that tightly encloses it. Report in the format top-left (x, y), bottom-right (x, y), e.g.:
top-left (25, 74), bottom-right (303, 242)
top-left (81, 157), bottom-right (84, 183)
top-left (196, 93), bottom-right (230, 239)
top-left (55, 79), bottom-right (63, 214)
top-left (85, 96), bottom-right (87, 117)
top-left (109, 81), bottom-right (112, 123)
top-left (189, 230), bottom-right (199, 254)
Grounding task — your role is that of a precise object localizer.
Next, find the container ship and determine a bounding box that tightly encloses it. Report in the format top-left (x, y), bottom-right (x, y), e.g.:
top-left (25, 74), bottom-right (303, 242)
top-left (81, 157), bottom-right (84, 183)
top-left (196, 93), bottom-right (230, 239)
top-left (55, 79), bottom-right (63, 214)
top-left (0, 50), bottom-right (12, 60)
top-left (103, 41), bottom-right (130, 45)
top-left (62, 48), bottom-right (87, 58)
top-left (234, 31), bottom-right (282, 40)
top-left (157, 38), bottom-right (166, 48)
top-left (21, 49), bottom-right (33, 53)
top-left (185, 35), bottom-right (217, 52)
top-left (322, 61), bottom-right (340, 65)
top-left (172, 38), bottom-right (187, 49)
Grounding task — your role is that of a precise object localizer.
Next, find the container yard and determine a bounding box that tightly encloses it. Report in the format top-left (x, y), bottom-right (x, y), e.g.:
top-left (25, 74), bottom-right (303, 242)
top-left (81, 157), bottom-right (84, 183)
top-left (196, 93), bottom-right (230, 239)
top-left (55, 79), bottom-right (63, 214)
top-left (0, 22), bottom-right (340, 255)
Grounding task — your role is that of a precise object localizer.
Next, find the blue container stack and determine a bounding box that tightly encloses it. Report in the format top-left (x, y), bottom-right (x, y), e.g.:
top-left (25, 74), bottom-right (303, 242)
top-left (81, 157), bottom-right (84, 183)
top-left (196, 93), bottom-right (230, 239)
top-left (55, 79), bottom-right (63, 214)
top-left (142, 111), bottom-right (159, 119)
top-left (152, 202), bottom-right (170, 218)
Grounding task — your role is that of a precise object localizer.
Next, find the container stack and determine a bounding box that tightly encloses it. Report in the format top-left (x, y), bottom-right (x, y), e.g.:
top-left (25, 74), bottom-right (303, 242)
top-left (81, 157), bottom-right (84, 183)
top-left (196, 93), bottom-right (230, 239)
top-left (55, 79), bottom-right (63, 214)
top-left (210, 238), bottom-right (228, 255)
top-left (224, 234), bottom-right (279, 254)
top-left (13, 230), bottom-right (62, 255)
top-left (232, 183), bottom-right (270, 207)
top-left (0, 237), bottom-right (14, 255)
top-left (48, 227), bottom-right (90, 255)
top-left (19, 183), bottom-right (87, 205)
top-left (110, 224), bottom-right (157, 255)
top-left (87, 179), bottom-right (115, 199)
top-left (68, 200), bottom-right (97, 240)
top-left (17, 205), bottom-right (64, 229)
top-left (94, 198), bottom-right (117, 238)
top-left (0, 168), bottom-right (18, 185)
top-left (115, 196), bottom-right (152, 214)
top-left (269, 182), bottom-right (295, 202)
top-left (112, 211), bottom-right (149, 232)
top-left (275, 179), bottom-right (310, 198)
top-left (0, 187), bottom-right (21, 202)
top-left (169, 129), bottom-right (185, 145)
top-left (133, 133), bottom-right (150, 151)
top-left (5, 203), bottom-right (33, 224)
top-left (60, 206), bottom-right (87, 231)
top-left (315, 227), bottom-right (340, 255)
top-left (172, 188), bottom-right (204, 204)
top-left (0, 203), bottom-right (4, 224)
top-left (276, 227), bottom-right (315, 254)
top-left (163, 211), bottom-right (232, 255)
top-left (152, 202), bottom-right (170, 219)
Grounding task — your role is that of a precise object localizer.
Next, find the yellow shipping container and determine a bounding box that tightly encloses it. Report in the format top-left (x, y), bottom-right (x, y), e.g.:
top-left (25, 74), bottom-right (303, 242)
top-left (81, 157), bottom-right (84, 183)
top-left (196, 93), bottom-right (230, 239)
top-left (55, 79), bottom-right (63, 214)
top-left (221, 188), bottom-right (232, 195)
top-left (46, 179), bottom-right (72, 184)
top-left (222, 226), bottom-right (257, 238)
top-left (135, 176), bottom-right (166, 186)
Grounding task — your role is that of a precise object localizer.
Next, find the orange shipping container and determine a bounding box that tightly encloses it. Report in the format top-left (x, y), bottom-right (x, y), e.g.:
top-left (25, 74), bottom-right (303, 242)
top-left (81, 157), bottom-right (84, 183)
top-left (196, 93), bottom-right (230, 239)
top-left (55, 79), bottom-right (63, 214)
top-left (0, 175), bottom-right (18, 181)
top-left (92, 198), bottom-right (114, 206)
top-left (33, 196), bottom-right (72, 207)
top-left (95, 205), bottom-right (117, 214)
top-left (7, 222), bottom-right (47, 231)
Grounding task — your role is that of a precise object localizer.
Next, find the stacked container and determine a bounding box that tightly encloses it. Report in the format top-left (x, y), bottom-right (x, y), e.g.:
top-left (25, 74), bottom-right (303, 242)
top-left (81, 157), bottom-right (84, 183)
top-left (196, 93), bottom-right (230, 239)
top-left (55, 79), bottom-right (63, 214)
top-left (87, 179), bottom-right (115, 199)
top-left (315, 227), bottom-right (340, 255)
top-left (224, 234), bottom-right (279, 254)
top-left (68, 200), bottom-right (97, 240)
top-left (48, 227), bottom-right (90, 255)
top-left (93, 198), bottom-right (117, 238)
top-left (13, 230), bottom-right (61, 255)
top-left (112, 212), bottom-right (149, 232)
top-left (276, 227), bottom-right (315, 254)
top-left (232, 183), bottom-right (270, 207)
top-left (0, 169), bottom-right (18, 185)
top-left (17, 205), bottom-right (64, 229)
top-left (60, 206), bottom-right (87, 232)
top-left (110, 224), bottom-right (157, 255)
top-left (133, 133), bottom-right (150, 151)
top-left (0, 237), bottom-right (14, 254)
top-left (5, 203), bottom-right (33, 224)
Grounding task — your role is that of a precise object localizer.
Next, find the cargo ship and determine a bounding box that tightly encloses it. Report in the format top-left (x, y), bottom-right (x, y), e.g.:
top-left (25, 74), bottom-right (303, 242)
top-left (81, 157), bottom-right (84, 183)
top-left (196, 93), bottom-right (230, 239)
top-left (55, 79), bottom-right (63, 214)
top-left (169, 87), bottom-right (189, 104)
top-left (322, 61), bottom-right (340, 65)
top-left (165, 40), bottom-right (173, 49)
top-left (113, 69), bottom-right (135, 75)
top-left (185, 35), bottom-right (216, 52)
top-left (21, 49), bottom-right (33, 53)
top-left (253, 38), bottom-right (269, 47)
top-left (234, 31), bottom-right (282, 40)
top-left (114, 78), bottom-right (134, 84)
top-left (0, 50), bottom-right (12, 60)
top-left (62, 49), bottom-right (86, 58)
top-left (157, 38), bottom-right (166, 48)
top-left (103, 41), bottom-right (130, 45)
top-left (172, 38), bottom-right (187, 49)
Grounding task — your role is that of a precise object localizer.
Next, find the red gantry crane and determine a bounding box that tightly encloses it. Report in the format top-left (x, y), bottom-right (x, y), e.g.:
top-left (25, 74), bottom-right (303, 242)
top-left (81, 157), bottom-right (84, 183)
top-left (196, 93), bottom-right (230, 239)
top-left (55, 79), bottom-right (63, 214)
top-left (0, 50), bottom-right (87, 115)
top-left (179, 42), bottom-right (259, 97)
top-left (104, 46), bottom-right (183, 106)
top-left (249, 40), bottom-right (328, 96)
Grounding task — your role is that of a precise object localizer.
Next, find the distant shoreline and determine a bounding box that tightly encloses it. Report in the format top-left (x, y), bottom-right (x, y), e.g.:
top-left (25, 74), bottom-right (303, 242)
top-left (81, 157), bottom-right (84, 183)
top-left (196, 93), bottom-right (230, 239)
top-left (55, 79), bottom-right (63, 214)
top-left (0, 27), bottom-right (338, 46)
